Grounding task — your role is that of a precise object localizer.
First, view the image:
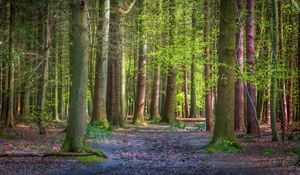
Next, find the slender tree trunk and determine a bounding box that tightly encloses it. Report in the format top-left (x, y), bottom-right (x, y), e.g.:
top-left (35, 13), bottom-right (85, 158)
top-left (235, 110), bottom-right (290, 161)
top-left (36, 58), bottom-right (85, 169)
top-left (235, 0), bottom-right (245, 132)
top-left (211, 0), bottom-right (236, 144)
top-left (91, 0), bottom-right (110, 125)
top-left (62, 0), bottom-right (89, 152)
top-left (246, 0), bottom-right (258, 135)
top-left (204, 0), bottom-right (213, 131)
top-left (37, 5), bottom-right (52, 135)
top-left (271, 0), bottom-right (279, 141)
top-left (5, 0), bottom-right (15, 128)
top-left (133, 0), bottom-right (146, 124)
top-left (183, 67), bottom-right (189, 118)
top-left (288, 29), bottom-right (294, 125)
top-left (150, 67), bottom-right (160, 120)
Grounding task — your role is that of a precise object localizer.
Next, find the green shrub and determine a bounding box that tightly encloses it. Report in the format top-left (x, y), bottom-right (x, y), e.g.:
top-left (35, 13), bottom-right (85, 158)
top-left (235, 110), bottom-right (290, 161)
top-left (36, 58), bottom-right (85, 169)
top-left (175, 121), bottom-right (186, 129)
top-left (85, 121), bottom-right (112, 140)
top-left (196, 122), bottom-right (206, 131)
top-left (263, 148), bottom-right (274, 157)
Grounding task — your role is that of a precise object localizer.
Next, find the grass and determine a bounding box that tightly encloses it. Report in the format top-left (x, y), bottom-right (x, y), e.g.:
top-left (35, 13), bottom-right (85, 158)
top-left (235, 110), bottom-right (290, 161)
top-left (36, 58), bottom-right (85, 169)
top-left (75, 155), bottom-right (106, 164)
top-left (205, 140), bottom-right (242, 154)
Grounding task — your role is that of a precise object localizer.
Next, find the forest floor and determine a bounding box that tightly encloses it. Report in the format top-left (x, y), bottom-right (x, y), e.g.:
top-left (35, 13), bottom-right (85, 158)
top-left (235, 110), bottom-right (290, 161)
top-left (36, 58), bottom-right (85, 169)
top-left (0, 122), bottom-right (299, 175)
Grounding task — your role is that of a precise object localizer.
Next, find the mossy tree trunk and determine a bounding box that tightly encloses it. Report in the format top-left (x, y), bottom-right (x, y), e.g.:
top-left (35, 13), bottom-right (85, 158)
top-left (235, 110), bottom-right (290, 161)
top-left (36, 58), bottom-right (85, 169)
top-left (62, 0), bottom-right (89, 152)
top-left (211, 0), bottom-right (236, 144)
top-left (91, 0), bottom-right (110, 125)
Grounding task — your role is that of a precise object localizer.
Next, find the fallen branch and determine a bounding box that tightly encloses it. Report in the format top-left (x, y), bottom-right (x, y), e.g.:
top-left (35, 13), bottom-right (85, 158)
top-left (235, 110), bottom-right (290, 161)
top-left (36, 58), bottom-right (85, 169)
top-left (176, 118), bottom-right (206, 123)
top-left (0, 152), bottom-right (94, 158)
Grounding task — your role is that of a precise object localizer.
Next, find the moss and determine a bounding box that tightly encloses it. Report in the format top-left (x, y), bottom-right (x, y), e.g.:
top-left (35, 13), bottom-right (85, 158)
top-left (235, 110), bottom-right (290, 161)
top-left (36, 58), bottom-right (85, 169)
top-left (205, 140), bottom-right (242, 154)
top-left (75, 155), bottom-right (106, 164)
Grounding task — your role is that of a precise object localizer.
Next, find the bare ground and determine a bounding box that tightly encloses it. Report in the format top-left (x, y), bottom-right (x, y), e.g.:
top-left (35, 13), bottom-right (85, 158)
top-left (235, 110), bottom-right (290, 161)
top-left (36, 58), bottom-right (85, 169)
top-left (0, 123), bottom-right (299, 175)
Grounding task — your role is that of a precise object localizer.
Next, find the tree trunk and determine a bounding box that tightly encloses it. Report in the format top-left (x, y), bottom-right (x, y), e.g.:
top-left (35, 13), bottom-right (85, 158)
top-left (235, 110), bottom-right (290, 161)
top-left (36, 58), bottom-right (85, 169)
top-left (234, 0), bottom-right (245, 132)
top-left (150, 67), bottom-right (160, 120)
top-left (271, 0), bottom-right (279, 141)
top-left (133, 0), bottom-right (146, 125)
top-left (107, 0), bottom-right (124, 127)
top-left (288, 28), bottom-right (294, 125)
top-left (204, 0), bottom-right (213, 131)
top-left (162, 0), bottom-right (176, 124)
top-left (211, 0), bottom-right (236, 144)
top-left (183, 67), bottom-right (189, 118)
top-left (91, 0), bottom-right (110, 125)
top-left (37, 4), bottom-right (52, 135)
top-left (62, 0), bottom-right (89, 152)
top-left (246, 0), bottom-right (258, 135)
top-left (5, 0), bottom-right (15, 128)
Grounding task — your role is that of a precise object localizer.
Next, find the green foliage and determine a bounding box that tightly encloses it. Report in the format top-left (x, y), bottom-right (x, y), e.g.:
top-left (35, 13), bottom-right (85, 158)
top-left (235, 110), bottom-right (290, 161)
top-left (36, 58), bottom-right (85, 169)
top-left (205, 140), bottom-right (242, 154)
top-left (85, 121), bottom-right (112, 140)
top-left (24, 106), bottom-right (56, 128)
top-left (263, 148), bottom-right (275, 157)
top-left (150, 117), bottom-right (161, 124)
top-left (196, 122), bottom-right (206, 131)
top-left (174, 121), bottom-right (186, 129)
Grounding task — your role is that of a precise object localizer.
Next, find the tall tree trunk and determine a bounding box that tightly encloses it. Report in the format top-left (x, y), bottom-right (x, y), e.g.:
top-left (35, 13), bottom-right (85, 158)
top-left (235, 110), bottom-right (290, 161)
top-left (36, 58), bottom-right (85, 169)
top-left (246, 0), bottom-right (258, 135)
top-left (5, 0), bottom-right (15, 128)
top-left (278, 0), bottom-right (287, 131)
top-left (162, 0), bottom-right (176, 124)
top-left (91, 0), bottom-right (110, 125)
top-left (133, 0), bottom-right (146, 125)
top-left (271, 0), bottom-right (279, 141)
top-left (62, 0), bottom-right (89, 152)
top-left (107, 0), bottom-right (124, 127)
top-left (235, 0), bottom-right (245, 132)
top-left (211, 0), bottom-right (236, 144)
top-left (37, 4), bottom-right (52, 135)
top-left (204, 0), bottom-right (213, 131)
top-left (288, 28), bottom-right (294, 125)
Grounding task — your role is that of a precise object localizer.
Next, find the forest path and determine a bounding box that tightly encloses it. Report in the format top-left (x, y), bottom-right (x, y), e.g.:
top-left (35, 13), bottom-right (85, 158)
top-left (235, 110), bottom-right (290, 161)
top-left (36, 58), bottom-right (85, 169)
top-left (65, 124), bottom-right (294, 175)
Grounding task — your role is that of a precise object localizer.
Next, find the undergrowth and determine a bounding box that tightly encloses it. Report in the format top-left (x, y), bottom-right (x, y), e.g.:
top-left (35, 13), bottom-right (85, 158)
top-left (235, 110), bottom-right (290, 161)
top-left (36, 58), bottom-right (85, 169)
top-left (174, 121), bottom-right (186, 129)
top-left (205, 140), bottom-right (242, 154)
top-left (85, 121), bottom-right (112, 140)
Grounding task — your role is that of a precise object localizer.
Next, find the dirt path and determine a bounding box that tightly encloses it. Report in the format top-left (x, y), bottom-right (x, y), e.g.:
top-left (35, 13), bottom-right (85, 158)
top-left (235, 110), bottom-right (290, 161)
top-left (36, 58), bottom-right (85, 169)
top-left (1, 124), bottom-right (298, 175)
top-left (64, 124), bottom-right (299, 175)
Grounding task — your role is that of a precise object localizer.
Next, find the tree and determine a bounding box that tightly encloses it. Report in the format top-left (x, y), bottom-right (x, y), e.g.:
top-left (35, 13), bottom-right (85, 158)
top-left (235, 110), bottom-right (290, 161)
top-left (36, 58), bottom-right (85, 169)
top-left (62, 0), bottom-right (89, 152)
top-left (5, 0), bottom-right (15, 128)
top-left (211, 0), bottom-right (236, 144)
top-left (133, 0), bottom-right (147, 125)
top-left (36, 1), bottom-right (52, 135)
top-left (107, 0), bottom-right (124, 127)
top-left (235, 0), bottom-right (245, 132)
top-left (204, 0), bottom-right (213, 131)
top-left (270, 0), bottom-right (279, 141)
top-left (246, 0), bottom-right (258, 135)
top-left (162, 0), bottom-right (176, 124)
top-left (91, 0), bottom-right (110, 125)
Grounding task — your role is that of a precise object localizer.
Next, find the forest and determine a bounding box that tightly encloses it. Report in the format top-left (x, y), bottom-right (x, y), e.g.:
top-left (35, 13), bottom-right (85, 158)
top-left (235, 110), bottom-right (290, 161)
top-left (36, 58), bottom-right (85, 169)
top-left (0, 0), bottom-right (300, 174)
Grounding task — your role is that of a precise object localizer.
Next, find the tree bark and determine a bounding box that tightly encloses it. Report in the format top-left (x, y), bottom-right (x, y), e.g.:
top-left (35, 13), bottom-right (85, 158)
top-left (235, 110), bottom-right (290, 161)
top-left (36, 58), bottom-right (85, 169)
top-left (150, 67), bottom-right (160, 120)
top-left (204, 0), bottom-right (213, 131)
top-left (5, 0), bottom-right (15, 128)
top-left (235, 0), bottom-right (245, 132)
top-left (107, 0), bottom-right (124, 127)
top-left (211, 0), bottom-right (236, 144)
top-left (133, 0), bottom-right (146, 124)
top-left (183, 67), bottom-right (189, 118)
top-left (62, 0), bottom-right (89, 152)
top-left (246, 0), bottom-right (258, 135)
top-left (91, 0), bottom-right (110, 125)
